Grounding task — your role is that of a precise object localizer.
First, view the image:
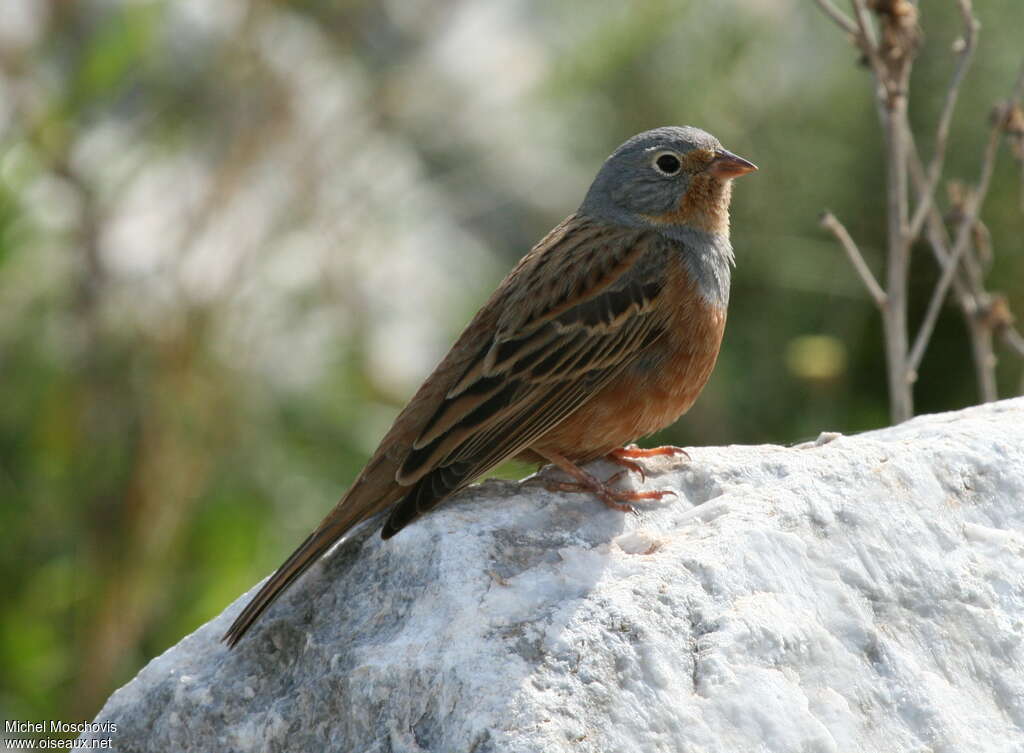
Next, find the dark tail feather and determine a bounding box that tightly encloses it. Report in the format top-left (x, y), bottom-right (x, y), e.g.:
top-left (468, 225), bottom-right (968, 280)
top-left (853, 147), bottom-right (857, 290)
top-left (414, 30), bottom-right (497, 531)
top-left (380, 463), bottom-right (470, 539)
top-left (223, 516), bottom-right (352, 648)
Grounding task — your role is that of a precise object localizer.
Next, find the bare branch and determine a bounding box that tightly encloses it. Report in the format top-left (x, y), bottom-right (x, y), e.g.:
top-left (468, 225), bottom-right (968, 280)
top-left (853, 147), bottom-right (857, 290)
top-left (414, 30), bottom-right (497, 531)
top-left (905, 126), bottom-right (999, 377)
top-left (905, 130), bottom-right (980, 309)
top-left (1002, 326), bottom-right (1024, 358)
top-left (969, 320), bottom-right (999, 401)
top-left (906, 130), bottom-right (1006, 398)
top-left (972, 119), bottom-right (1008, 217)
top-left (907, 0), bottom-right (979, 240)
top-left (983, 299), bottom-right (1024, 397)
top-left (850, 0), bottom-right (888, 81)
top-left (850, 0), bottom-right (877, 47)
top-left (815, 3), bottom-right (1019, 418)
top-left (812, 0), bottom-right (858, 36)
top-left (827, 0), bottom-right (918, 421)
top-left (906, 245), bottom-right (968, 377)
top-left (819, 211), bottom-right (887, 308)
top-left (905, 62), bottom-right (1024, 383)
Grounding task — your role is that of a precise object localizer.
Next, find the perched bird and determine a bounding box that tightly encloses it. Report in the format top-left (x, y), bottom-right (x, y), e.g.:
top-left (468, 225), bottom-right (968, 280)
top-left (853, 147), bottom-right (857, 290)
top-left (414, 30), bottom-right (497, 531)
top-left (224, 126), bottom-right (756, 647)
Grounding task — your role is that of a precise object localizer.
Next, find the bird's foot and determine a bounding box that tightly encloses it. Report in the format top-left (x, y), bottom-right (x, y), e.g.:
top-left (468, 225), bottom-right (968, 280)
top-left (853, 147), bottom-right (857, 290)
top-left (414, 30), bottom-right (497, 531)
top-left (544, 473), bottom-right (674, 513)
top-left (605, 444), bottom-right (689, 482)
top-left (535, 448), bottom-right (676, 513)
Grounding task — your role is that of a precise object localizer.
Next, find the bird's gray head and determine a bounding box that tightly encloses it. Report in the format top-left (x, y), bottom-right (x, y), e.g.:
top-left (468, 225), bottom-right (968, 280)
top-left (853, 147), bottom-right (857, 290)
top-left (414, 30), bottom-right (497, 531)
top-left (580, 126), bottom-right (756, 238)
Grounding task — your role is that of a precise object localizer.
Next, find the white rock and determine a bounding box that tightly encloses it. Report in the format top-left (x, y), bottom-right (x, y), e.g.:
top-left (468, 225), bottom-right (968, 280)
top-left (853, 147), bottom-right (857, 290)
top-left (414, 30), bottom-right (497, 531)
top-left (77, 398), bottom-right (1024, 753)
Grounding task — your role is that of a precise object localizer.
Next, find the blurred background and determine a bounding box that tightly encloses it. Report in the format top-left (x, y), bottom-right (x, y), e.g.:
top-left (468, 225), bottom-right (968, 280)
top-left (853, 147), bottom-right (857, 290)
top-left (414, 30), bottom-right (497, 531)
top-left (1, 0), bottom-right (1022, 729)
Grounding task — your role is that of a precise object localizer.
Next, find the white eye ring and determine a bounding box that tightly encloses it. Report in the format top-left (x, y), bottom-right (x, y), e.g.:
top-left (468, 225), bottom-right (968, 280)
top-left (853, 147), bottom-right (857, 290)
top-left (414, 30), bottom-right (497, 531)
top-left (652, 151), bottom-right (683, 176)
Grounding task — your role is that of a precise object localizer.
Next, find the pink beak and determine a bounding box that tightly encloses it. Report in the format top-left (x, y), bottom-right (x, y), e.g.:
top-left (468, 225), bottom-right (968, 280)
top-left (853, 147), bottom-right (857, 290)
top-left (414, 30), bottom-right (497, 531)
top-left (708, 149), bottom-right (758, 179)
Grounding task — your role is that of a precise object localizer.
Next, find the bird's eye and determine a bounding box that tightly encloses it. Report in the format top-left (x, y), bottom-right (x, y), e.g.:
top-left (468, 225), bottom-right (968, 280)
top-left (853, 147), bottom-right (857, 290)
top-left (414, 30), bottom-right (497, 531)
top-left (653, 152), bottom-right (682, 175)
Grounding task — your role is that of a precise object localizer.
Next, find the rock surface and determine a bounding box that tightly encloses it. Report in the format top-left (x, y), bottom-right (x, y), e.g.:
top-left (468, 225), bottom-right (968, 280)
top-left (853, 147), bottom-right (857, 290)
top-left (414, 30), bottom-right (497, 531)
top-left (78, 398), bottom-right (1024, 753)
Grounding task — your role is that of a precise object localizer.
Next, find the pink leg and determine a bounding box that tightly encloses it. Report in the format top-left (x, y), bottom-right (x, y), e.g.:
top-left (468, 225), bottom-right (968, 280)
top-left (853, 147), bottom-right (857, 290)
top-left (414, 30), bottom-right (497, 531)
top-left (534, 448), bottom-right (675, 513)
top-left (606, 445), bottom-right (689, 482)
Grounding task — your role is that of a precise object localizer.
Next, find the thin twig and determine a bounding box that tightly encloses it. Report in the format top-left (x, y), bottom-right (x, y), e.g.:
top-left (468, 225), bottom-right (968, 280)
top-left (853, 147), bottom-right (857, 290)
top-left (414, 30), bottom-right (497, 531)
top-left (905, 129), bottom-right (979, 310)
top-left (883, 109), bottom-right (913, 415)
top-left (817, 0), bottom-right (915, 420)
top-left (878, 27), bottom-right (915, 418)
top-left (971, 116), bottom-right (1012, 222)
top-left (850, 0), bottom-right (887, 83)
top-left (1002, 326), bottom-right (1024, 358)
top-left (906, 123), bottom-right (1001, 376)
top-left (907, 0), bottom-right (979, 240)
top-left (813, 3), bottom-right (1023, 413)
top-left (904, 234), bottom-right (973, 380)
top-left (906, 62), bottom-right (1024, 373)
top-left (904, 61), bottom-right (1024, 384)
top-left (969, 319), bottom-right (999, 401)
top-left (819, 211), bottom-right (887, 308)
top-left (907, 130), bottom-right (1002, 396)
top-left (812, 0), bottom-right (859, 35)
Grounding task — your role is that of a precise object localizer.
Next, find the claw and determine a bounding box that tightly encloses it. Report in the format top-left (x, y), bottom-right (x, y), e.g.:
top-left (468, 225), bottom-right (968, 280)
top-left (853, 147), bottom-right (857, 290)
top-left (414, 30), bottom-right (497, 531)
top-left (611, 444), bottom-right (690, 461)
top-left (535, 447), bottom-right (678, 514)
top-left (605, 470), bottom-right (627, 486)
top-left (606, 445), bottom-right (689, 483)
top-left (606, 453), bottom-right (647, 481)
top-left (542, 479), bottom-right (675, 512)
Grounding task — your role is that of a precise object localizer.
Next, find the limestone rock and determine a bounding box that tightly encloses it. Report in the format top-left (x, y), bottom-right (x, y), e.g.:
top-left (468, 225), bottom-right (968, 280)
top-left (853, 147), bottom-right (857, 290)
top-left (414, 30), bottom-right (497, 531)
top-left (77, 398), bottom-right (1024, 752)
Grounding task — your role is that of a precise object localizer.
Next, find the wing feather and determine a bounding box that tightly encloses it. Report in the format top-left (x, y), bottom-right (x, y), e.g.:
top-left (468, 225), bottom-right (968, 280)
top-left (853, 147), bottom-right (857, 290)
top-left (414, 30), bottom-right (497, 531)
top-left (382, 230), bottom-right (670, 538)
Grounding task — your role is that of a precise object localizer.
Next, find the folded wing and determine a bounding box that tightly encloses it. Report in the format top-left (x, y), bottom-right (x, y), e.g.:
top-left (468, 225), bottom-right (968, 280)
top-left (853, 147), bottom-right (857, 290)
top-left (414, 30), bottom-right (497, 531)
top-left (382, 226), bottom-right (669, 537)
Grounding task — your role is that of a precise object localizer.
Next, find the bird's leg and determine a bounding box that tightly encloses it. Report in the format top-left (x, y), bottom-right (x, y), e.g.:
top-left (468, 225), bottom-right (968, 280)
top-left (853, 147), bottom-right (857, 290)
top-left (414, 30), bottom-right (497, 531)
top-left (606, 444), bottom-right (689, 483)
top-left (533, 448), bottom-right (675, 513)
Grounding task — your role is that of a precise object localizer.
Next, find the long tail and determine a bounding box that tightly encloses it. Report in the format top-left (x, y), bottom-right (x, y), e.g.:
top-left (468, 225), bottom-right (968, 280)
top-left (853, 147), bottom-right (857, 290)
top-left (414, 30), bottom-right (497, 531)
top-left (222, 511), bottom-right (363, 648)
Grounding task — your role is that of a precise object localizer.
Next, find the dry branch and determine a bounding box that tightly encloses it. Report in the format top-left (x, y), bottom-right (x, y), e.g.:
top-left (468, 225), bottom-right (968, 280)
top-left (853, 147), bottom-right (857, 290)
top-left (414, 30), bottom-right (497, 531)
top-left (819, 211), bottom-right (888, 308)
top-left (907, 0), bottom-right (978, 240)
top-left (813, 0), bottom-right (1024, 419)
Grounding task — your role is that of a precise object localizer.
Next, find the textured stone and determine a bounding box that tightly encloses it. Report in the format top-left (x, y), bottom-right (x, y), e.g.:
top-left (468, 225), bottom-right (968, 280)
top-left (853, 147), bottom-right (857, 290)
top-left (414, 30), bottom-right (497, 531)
top-left (78, 398), bottom-right (1024, 752)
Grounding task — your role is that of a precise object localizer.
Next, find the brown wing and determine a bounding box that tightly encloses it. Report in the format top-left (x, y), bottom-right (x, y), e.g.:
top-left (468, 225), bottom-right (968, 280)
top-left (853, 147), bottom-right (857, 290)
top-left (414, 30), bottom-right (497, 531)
top-left (223, 215), bottom-right (671, 646)
top-left (381, 226), bottom-right (671, 537)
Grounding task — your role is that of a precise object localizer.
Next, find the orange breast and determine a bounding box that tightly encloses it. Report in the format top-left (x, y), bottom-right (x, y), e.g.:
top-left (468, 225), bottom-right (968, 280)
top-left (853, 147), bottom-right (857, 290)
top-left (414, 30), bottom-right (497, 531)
top-left (527, 254), bottom-right (726, 464)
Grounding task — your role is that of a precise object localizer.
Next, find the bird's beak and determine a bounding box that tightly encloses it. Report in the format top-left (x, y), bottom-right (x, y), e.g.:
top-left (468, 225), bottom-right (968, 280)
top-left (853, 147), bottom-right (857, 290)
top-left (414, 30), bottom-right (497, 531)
top-left (708, 149), bottom-right (758, 179)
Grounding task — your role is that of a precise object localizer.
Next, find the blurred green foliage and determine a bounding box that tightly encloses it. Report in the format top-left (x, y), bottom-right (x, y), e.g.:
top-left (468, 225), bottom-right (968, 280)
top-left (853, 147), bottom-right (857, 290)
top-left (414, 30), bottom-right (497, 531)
top-left (1, 0), bottom-right (1021, 732)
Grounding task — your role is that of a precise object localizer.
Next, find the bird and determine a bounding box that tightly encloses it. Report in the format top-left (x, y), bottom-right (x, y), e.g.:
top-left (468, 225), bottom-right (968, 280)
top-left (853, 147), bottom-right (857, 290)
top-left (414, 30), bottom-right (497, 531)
top-left (223, 125), bottom-right (756, 647)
